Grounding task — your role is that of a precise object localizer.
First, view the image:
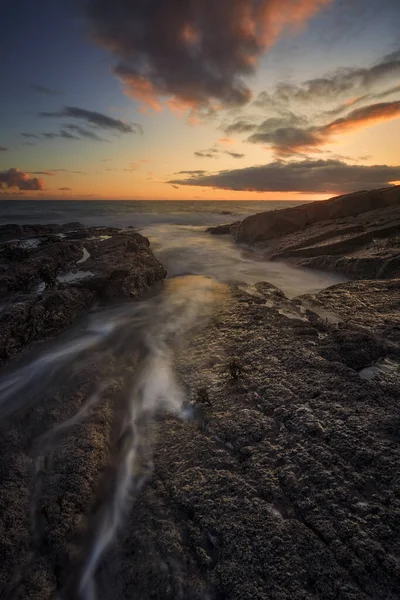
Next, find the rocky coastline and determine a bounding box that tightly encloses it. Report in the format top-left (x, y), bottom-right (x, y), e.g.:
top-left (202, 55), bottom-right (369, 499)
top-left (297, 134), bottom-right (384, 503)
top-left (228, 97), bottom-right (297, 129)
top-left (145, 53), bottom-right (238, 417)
top-left (207, 185), bottom-right (400, 280)
top-left (0, 191), bottom-right (400, 600)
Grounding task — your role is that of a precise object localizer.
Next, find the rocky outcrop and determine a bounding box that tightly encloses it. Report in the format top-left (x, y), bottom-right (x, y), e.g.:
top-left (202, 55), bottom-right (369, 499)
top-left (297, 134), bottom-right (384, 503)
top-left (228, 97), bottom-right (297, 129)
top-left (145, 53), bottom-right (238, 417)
top-left (206, 221), bottom-right (240, 235)
top-left (1, 277), bottom-right (400, 599)
top-left (207, 186), bottom-right (400, 280)
top-left (0, 226), bottom-right (166, 363)
top-left (235, 185), bottom-right (400, 244)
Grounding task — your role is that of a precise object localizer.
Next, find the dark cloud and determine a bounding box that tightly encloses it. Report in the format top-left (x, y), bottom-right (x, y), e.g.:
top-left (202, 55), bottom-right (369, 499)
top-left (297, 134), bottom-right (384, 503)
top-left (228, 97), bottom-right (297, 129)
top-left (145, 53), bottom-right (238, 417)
top-left (171, 184), bottom-right (179, 189)
top-left (195, 145), bottom-right (245, 159)
top-left (23, 142), bottom-right (37, 146)
top-left (194, 149), bottom-right (219, 159)
top-left (40, 106), bottom-right (142, 134)
top-left (31, 84), bottom-right (62, 95)
top-left (85, 0), bottom-right (333, 113)
top-left (249, 126), bottom-right (319, 152)
top-left (225, 150), bottom-right (245, 159)
top-left (169, 159), bottom-right (400, 194)
top-left (0, 168), bottom-right (45, 191)
top-left (175, 170), bottom-right (207, 175)
top-left (63, 124), bottom-right (106, 141)
top-left (247, 112), bottom-right (311, 151)
top-left (51, 169), bottom-right (84, 174)
top-left (58, 186), bottom-right (72, 191)
top-left (224, 119), bottom-right (257, 136)
top-left (30, 171), bottom-right (54, 176)
top-left (43, 130), bottom-right (80, 140)
top-left (255, 49), bottom-right (400, 107)
top-left (248, 100), bottom-right (400, 154)
top-left (21, 133), bottom-right (40, 139)
top-left (0, 147), bottom-right (8, 152)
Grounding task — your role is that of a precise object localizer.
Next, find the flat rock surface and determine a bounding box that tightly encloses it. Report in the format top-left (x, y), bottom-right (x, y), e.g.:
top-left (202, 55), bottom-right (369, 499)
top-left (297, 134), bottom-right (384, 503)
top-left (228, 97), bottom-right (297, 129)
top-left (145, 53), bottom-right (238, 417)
top-left (1, 275), bottom-right (399, 600)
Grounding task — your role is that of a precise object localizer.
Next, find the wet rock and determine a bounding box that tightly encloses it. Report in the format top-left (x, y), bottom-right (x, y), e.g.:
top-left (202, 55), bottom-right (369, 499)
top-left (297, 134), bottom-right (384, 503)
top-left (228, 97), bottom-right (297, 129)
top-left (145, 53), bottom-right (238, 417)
top-left (235, 185), bottom-right (400, 244)
top-left (206, 221), bottom-right (240, 235)
top-left (0, 226), bottom-right (166, 361)
top-left (1, 277), bottom-right (400, 599)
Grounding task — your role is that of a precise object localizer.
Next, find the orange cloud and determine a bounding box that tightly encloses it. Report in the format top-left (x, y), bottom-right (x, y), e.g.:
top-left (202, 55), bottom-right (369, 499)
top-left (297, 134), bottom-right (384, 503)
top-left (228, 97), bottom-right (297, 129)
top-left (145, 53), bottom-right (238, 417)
top-left (218, 138), bottom-right (236, 144)
top-left (258, 0), bottom-right (333, 46)
top-left (0, 168), bottom-right (45, 190)
top-left (90, 0), bottom-right (334, 116)
top-left (117, 69), bottom-right (162, 112)
top-left (249, 100), bottom-right (400, 155)
top-left (322, 101), bottom-right (400, 136)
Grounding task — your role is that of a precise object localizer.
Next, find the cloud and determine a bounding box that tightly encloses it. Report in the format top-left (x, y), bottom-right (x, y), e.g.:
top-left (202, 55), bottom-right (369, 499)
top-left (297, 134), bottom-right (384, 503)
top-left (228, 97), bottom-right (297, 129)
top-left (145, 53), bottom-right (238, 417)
top-left (255, 49), bottom-right (400, 108)
top-left (0, 168), bottom-right (45, 191)
top-left (30, 171), bottom-right (55, 176)
top-left (195, 145), bottom-right (245, 159)
top-left (321, 100), bottom-right (400, 136)
top-left (225, 150), bottom-right (245, 159)
top-left (248, 100), bottom-right (400, 154)
top-left (169, 159), bottom-right (400, 194)
top-left (58, 186), bottom-right (72, 191)
top-left (194, 149), bottom-right (220, 159)
top-left (0, 147), bottom-right (8, 152)
top-left (43, 130), bottom-right (80, 140)
top-left (85, 0), bottom-right (333, 114)
top-left (249, 126), bottom-right (319, 153)
top-left (218, 138), bottom-right (236, 145)
top-left (51, 169), bottom-right (84, 174)
top-left (175, 170), bottom-right (207, 176)
top-left (63, 124), bottom-right (106, 141)
top-left (171, 184), bottom-right (179, 189)
top-left (21, 133), bottom-right (40, 139)
top-left (40, 106), bottom-right (142, 134)
top-left (31, 84), bottom-right (62, 95)
top-left (224, 119), bottom-right (257, 135)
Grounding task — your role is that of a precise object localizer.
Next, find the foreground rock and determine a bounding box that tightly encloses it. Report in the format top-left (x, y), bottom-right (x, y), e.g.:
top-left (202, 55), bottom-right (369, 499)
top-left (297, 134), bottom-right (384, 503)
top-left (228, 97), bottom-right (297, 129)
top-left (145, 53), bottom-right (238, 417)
top-left (209, 186), bottom-right (400, 279)
top-left (0, 224), bottom-right (166, 363)
top-left (1, 275), bottom-right (399, 599)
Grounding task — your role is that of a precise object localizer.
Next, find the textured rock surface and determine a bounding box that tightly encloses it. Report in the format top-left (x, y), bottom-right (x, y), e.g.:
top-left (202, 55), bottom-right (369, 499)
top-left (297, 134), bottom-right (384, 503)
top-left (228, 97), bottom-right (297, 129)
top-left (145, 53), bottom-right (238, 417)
top-left (235, 185), bottom-right (400, 244)
top-left (1, 277), bottom-right (399, 599)
top-left (208, 186), bottom-right (400, 280)
top-left (0, 225), bottom-right (166, 363)
top-left (206, 221), bottom-right (240, 235)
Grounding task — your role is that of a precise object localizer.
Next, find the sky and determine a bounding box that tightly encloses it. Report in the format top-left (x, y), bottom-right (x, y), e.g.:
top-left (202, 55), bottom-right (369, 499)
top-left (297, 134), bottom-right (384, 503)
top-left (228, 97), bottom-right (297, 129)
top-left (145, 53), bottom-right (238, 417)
top-left (1, 0), bottom-right (400, 201)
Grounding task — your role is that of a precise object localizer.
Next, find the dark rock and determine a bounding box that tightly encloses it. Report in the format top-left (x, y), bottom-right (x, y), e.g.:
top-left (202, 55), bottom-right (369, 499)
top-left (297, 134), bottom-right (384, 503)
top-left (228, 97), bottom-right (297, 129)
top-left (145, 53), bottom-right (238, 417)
top-left (0, 226), bottom-right (166, 361)
top-left (206, 221), bottom-right (240, 235)
top-left (236, 185), bottom-right (400, 244)
top-left (1, 277), bottom-right (399, 599)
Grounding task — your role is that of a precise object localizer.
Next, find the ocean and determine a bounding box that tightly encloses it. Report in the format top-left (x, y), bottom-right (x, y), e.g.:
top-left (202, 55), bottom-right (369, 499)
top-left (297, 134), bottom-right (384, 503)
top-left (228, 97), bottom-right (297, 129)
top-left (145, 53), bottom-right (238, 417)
top-left (0, 199), bottom-right (346, 297)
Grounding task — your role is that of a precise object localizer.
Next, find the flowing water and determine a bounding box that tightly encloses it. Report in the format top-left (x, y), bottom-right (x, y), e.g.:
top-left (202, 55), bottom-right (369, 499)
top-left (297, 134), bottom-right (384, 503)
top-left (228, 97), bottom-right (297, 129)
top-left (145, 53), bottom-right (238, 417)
top-left (0, 199), bottom-right (346, 296)
top-left (0, 200), bottom-right (347, 597)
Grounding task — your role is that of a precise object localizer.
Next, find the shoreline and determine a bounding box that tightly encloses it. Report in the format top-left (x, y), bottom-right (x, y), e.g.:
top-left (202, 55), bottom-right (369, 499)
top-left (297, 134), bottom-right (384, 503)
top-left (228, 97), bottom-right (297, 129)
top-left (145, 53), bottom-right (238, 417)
top-left (1, 188), bottom-right (400, 599)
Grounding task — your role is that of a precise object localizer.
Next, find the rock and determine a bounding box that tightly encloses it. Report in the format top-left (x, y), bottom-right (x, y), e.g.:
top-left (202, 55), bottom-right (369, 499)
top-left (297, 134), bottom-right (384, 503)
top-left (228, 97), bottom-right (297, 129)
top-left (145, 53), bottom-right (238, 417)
top-left (210, 185), bottom-right (400, 279)
top-left (0, 226), bottom-right (166, 362)
top-left (0, 222), bottom-right (86, 242)
top-left (206, 221), bottom-right (240, 235)
top-left (235, 185), bottom-right (400, 244)
top-left (1, 277), bottom-right (400, 599)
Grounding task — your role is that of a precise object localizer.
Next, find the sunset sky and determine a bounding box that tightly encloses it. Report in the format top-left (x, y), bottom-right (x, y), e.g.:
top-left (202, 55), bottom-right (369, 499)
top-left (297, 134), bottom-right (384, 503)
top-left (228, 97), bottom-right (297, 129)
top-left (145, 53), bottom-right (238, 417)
top-left (1, 0), bottom-right (400, 201)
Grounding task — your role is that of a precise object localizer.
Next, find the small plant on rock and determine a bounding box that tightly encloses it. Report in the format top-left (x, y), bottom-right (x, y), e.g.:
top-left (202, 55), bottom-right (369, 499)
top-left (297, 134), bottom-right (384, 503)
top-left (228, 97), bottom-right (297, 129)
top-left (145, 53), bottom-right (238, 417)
top-left (227, 357), bottom-right (243, 380)
top-left (196, 386), bottom-right (211, 406)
